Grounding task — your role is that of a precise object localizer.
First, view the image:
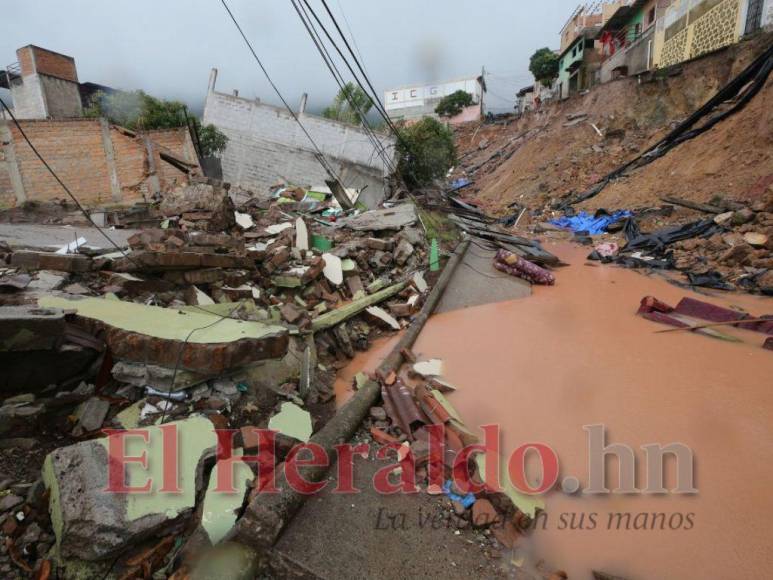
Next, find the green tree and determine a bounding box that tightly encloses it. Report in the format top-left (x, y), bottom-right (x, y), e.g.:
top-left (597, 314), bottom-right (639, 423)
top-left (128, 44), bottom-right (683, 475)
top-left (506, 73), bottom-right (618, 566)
top-left (322, 82), bottom-right (373, 125)
top-left (194, 122), bottom-right (228, 157)
top-left (434, 90), bottom-right (474, 118)
top-left (396, 117), bottom-right (456, 189)
top-left (529, 47), bottom-right (559, 87)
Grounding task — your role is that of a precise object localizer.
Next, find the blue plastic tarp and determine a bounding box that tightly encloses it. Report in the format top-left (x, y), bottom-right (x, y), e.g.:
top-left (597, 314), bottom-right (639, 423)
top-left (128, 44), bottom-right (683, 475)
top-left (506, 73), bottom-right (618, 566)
top-left (549, 210), bottom-right (632, 235)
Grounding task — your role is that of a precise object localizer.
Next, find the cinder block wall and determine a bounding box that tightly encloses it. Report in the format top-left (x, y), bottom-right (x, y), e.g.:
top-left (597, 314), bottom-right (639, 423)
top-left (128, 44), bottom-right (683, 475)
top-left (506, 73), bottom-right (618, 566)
top-left (0, 119), bottom-right (198, 208)
top-left (203, 78), bottom-right (395, 205)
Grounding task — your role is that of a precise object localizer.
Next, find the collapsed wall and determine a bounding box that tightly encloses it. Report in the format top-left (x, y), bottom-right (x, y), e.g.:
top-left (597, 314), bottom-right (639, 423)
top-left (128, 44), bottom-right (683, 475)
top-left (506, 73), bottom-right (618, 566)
top-left (0, 119), bottom-right (199, 208)
top-left (202, 69), bottom-right (395, 208)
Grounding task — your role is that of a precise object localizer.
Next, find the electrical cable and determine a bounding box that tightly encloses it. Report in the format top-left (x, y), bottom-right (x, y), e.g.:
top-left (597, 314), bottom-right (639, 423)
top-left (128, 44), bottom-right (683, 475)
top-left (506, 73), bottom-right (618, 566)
top-left (301, 0), bottom-right (398, 136)
top-left (0, 96), bottom-right (138, 266)
top-left (218, 0), bottom-right (346, 191)
top-left (317, 0), bottom-right (403, 136)
top-left (159, 300), bottom-right (246, 423)
top-left (290, 0), bottom-right (395, 174)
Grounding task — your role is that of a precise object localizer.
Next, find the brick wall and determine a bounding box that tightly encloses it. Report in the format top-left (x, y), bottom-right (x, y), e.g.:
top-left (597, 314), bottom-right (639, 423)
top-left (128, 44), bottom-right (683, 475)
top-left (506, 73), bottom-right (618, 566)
top-left (18, 46), bottom-right (79, 82)
top-left (0, 119), bottom-right (199, 208)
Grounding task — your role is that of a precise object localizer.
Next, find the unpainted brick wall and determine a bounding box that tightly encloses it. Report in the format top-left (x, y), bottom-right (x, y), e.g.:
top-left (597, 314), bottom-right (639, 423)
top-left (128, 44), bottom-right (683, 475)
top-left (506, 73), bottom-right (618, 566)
top-left (19, 46), bottom-right (79, 82)
top-left (0, 119), bottom-right (198, 208)
top-left (145, 128), bottom-right (199, 188)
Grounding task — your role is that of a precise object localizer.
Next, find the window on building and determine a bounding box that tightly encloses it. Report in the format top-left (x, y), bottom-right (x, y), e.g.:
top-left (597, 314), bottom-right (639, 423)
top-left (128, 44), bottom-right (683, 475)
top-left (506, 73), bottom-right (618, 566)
top-left (648, 7), bottom-right (656, 25)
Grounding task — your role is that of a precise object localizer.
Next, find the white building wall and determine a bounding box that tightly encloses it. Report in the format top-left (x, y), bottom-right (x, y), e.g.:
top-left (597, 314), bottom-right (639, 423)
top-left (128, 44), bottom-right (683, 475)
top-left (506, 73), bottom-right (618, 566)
top-left (383, 77), bottom-right (483, 122)
top-left (202, 70), bottom-right (394, 207)
top-left (9, 74), bottom-right (48, 119)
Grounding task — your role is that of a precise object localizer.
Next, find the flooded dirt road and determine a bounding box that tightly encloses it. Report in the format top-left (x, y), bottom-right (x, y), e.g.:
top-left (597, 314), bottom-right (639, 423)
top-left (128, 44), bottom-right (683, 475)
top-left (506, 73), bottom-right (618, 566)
top-left (410, 243), bottom-right (773, 579)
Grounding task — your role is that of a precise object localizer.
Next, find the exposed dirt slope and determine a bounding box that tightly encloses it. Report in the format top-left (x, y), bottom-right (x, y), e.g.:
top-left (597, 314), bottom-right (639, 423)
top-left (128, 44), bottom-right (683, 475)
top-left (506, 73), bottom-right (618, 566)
top-left (454, 33), bottom-right (773, 216)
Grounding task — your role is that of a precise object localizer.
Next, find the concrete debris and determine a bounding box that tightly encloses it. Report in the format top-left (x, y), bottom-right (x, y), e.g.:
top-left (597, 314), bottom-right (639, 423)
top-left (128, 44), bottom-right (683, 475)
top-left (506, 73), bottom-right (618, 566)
top-left (43, 416), bottom-right (217, 560)
top-left (365, 305), bottom-right (400, 330)
top-left (268, 402), bottom-right (313, 442)
top-left (0, 160), bottom-right (444, 576)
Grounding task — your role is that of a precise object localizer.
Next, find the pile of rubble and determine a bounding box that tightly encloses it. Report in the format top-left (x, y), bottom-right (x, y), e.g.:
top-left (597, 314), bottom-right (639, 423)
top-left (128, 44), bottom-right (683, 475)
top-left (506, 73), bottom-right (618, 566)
top-left (0, 177), bottom-right (438, 578)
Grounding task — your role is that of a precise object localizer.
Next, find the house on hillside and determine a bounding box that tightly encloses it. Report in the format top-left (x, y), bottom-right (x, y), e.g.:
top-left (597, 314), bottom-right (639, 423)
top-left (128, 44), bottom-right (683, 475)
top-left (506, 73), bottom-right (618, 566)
top-left (557, 26), bottom-right (604, 99)
top-left (383, 75), bottom-right (487, 125)
top-left (515, 85), bottom-right (535, 115)
top-left (654, 0), bottom-right (772, 69)
top-left (599, 0), bottom-right (668, 82)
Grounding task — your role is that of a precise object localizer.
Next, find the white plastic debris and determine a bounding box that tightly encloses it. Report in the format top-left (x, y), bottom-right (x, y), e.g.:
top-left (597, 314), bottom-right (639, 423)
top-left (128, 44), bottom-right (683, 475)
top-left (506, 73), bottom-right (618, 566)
top-left (56, 236), bottom-right (87, 254)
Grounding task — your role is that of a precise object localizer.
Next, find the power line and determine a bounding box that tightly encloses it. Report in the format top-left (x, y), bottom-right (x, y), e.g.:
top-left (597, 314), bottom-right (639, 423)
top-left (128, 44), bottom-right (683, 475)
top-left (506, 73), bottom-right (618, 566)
top-left (290, 0), bottom-right (395, 174)
top-left (0, 96), bottom-right (137, 265)
top-left (218, 0), bottom-right (346, 190)
top-left (335, 0), bottom-right (369, 77)
top-left (302, 0), bottom-right (400, 138)
top-left (319, 0), bottom-right (402, 136)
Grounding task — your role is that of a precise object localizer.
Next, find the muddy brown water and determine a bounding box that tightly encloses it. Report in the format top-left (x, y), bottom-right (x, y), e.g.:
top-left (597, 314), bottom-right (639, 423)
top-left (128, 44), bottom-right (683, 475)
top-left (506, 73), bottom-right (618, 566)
top-left (338, 243), bottom-right (773, 579)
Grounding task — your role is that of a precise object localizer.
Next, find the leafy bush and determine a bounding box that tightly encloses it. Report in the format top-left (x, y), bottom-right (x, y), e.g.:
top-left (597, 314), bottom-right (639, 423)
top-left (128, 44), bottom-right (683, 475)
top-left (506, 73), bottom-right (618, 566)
top-left (196, 123), bottom-right (228, 157)
top-left (434, 90), bottom-right (474, 118)
top-left (529, 47), bottom-right (559, 87)
top-left (84, 90), bottom-right (187, 130)
top-left (396, 117), bottom-right (456, 188)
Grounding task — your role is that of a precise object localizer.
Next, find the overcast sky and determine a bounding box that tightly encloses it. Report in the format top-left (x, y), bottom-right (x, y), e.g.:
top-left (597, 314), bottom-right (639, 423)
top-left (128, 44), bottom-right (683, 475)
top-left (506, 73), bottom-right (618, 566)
top-left (2, 0), bottom-right (579, 115)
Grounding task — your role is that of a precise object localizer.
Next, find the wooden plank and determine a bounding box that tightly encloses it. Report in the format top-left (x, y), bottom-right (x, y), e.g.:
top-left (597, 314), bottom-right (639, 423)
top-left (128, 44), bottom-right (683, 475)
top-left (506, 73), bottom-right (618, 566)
top-left (660, 196), bottom-right (724, 214)
top-left (310, 281), bottom-right (407, 332)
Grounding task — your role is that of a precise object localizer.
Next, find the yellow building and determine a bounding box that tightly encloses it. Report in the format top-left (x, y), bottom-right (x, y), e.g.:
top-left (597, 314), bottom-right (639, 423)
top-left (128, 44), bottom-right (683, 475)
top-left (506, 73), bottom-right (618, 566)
top-left (653, 0), bottom-right (748, 68)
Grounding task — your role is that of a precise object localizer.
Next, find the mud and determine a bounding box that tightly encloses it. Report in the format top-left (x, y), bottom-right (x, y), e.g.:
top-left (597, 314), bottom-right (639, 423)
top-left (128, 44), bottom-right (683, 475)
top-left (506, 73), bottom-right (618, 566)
top-left (409, 242), bottom-right (773, 579)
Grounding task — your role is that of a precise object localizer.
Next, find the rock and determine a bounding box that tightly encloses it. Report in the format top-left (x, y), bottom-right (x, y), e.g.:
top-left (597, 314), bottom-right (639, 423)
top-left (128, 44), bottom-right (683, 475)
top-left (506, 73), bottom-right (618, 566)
top-left (43, 416), bottom-right (217, 560)
top-left (757, 270), bottom-right (773, 291)
top-left (0, 438), bottom-right (37, 450)
top-left (393, 239), bottom-right (415, 266)
top-left (744, 232), bottom-right (768, 248)
top-left (279, 303), bottom-right (304, 324)
top-left (719, 244), bottom-right (752, 266)
top-left (369, 406), bottom-right (387, 421)
top-left (63, 283), bottom-right (90, 295)
top-left (19, 522), bottom-right (41, 545)
top-left (3, 393), bottom-right (35, 405)
top-left (471, 498), bottom-right (500, 528)
top-left (212, 378), bottom-right (239, 397)
top-left (73, 397), bottom-right (110, 435)
top-left (731, 208), bottom-right (755, 226)
top-left (451, 500), bottom-right (467, 516)
top-left (713, 211), bottom-right (734, 225)
top-left (0, 494), bottom-right (23, 512)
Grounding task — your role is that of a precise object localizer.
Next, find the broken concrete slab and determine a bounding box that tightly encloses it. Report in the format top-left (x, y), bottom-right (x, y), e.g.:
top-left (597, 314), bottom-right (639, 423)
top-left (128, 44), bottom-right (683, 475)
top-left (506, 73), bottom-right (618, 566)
top-left (0, 305), bottom-right (65, 351)
top-left (11, 251), bottom-right (92, 273)
top-left (201, 449), bottom-right (253, 545)
top-left (38, 296), bottom-right (288, 374)
top-left (111, 361), bottom-right (212, 392)
top-left (72, 397), bottom-right (110, 436)
top-left (43, 416), bottom-right (218, 561)
top-left (340, 204), bottom-right (417, 231)
top-left (413, 359), bottom-right (444, 377)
